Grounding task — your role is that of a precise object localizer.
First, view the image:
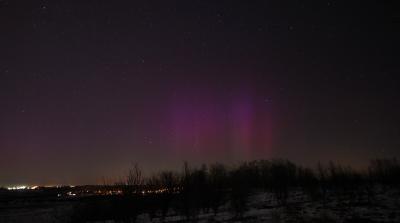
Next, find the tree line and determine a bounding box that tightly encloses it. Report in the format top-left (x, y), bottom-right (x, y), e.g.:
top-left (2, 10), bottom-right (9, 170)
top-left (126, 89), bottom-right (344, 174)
top-left (73, 158), bottom-right (400, 222)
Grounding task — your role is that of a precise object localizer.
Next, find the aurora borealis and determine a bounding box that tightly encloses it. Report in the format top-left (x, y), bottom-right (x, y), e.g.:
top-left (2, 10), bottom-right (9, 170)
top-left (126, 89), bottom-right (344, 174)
top-left (0, 1), bottom-right (399, 186)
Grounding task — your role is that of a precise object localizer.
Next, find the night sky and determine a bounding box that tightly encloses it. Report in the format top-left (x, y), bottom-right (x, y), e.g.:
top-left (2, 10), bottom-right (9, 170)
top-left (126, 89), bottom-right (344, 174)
top-left (1, 1), bottom-right (399, 186)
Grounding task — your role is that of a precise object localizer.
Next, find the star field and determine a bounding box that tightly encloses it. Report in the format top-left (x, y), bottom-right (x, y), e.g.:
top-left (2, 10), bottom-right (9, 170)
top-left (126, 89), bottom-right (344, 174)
top-left (0, 1), bottom-right (399, 185)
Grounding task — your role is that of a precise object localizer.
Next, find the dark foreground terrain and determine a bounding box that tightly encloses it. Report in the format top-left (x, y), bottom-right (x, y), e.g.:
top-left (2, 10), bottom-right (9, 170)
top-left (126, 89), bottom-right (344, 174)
top-left (1, 187), bottom-right (400, 223)
top-left (1, 159), bottom-right (400, 222)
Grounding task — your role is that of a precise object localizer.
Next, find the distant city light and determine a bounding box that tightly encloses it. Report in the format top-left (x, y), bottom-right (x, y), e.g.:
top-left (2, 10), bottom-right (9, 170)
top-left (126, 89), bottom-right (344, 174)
top-left (6, 185), bottom-right (39, 190)
top-left (7, 185), bottom-right (27, 190)
top-left (67, 191), bottom-right (76, 196)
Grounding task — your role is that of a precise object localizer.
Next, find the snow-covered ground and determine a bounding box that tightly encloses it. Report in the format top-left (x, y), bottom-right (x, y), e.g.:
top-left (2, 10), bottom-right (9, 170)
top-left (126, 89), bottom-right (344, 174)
top-left (136, 187), bottom-right (400, 223)
top-left (1, 186), bottom-right (399, 222)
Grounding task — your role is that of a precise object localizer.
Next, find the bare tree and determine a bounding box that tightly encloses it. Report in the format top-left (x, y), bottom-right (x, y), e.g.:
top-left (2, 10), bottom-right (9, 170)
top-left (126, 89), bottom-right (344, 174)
top-left (127, 163), bottom-right (143, 186)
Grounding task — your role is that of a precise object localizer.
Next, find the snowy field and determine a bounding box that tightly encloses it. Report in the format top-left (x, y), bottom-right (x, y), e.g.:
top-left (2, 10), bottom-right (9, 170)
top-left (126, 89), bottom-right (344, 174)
top-left (1, 186), bottom-right (399, 223)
